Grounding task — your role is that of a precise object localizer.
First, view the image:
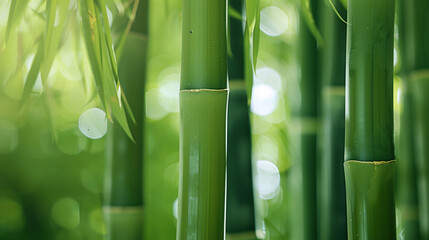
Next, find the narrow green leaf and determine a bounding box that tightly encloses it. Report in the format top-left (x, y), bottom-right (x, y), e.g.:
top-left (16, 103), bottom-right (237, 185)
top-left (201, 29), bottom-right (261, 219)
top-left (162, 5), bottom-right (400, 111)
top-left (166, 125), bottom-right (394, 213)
top-left (243, 0), bottom-right (260, 102)
top-left (114, 0), bottom-right (140, 61)
top-left (327, 0), bottom-right (347, 24)
top-left (301, 0), bottom-right (324, 46)
top-left (42, 0), bottom-right (71, 83)
top-left (80, 1), bottom-right (134, 141)
top-left (5, 0), bottom-right (30, 44)
top-left (228, 7), bottom-right (242, 21)
top-left (98, 0), bottom-right (119, 81)
top-left (20, 40), bottom-right (44, 105)
top-left (97, 15), bottom-right (134, 140)
top-left (79, 0), bottom-right (108, 113)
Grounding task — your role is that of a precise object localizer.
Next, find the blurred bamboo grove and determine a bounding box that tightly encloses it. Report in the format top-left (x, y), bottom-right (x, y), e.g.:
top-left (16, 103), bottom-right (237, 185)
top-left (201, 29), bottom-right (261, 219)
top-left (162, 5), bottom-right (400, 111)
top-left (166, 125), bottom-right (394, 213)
top-left (0, 0), bottom-right (425, 239)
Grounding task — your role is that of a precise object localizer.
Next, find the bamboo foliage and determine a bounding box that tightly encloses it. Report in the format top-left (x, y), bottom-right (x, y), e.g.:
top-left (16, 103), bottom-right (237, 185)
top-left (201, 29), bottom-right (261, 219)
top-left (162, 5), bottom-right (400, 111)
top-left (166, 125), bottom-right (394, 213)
top-left (344, 0), bottom-right (396, 239)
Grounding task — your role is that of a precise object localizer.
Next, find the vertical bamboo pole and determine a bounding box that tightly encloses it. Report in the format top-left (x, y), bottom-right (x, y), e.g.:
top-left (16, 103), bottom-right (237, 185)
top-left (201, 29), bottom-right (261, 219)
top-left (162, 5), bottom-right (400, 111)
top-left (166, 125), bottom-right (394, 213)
top-left (404, 1), bottom-right (429, 238)
top-left (104, 1), bottom-right (148, 239)
top-left (344, 0), bottom-right (396, 239)
top-left (293, 0), bottom-right (319, 239)
top-left (318, 1), bottom-right (347, 239)
top-left (177, 0), bottom-right (229, 239)
top-left (396, 0), bottom-right (421, 238)
top-left (226, 0), bottom-right (256, 239)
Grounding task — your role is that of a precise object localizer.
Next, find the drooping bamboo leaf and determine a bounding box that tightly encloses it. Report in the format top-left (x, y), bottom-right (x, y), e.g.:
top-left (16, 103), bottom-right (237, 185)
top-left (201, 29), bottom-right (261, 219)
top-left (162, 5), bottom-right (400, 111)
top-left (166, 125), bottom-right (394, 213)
top-left (114, 0), bottom-right (140, 61)
top-left (20, 39), bottom-right (44, 106)
top-left (79, 0), bottom-right (134, 140)
top-left (79, 0), bottom-right (106, 111)
top-left (243, 0), bottom-right (260, 102)
top-left (5, 0), bottom-right (31, 44)
top-left (301, 0), bottom-right (324, 46)
top-left (41, 0), bottom-right (70, 83)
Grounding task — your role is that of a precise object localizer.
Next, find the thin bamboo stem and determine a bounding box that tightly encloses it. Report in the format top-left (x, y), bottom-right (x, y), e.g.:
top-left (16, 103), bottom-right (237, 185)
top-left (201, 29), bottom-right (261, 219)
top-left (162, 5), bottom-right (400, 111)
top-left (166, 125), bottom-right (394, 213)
top-left (104, 1), bottom-right (148, 239)
top-left (225, 0), bottom-right (255, 238)
top-left (396, 0), bottom-right (421, 238)
top-left (292, 0), bottom-right (319, 239)
top-left (318, 1), bottom-right (347, 240)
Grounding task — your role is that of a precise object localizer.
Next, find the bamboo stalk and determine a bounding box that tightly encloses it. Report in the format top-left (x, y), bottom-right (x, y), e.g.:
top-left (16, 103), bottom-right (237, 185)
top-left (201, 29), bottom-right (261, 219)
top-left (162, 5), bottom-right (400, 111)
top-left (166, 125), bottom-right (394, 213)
top-left (291, 0), bottom-right (319, 239)
top-left (344, 0), bottom-right (396, 239)
top-left (177, 0), bottom-right (228, 239)
top-left (402, 0), bottom-right (429, 238)
top-left (411, 71), bottom-right (429, 240)
top-left (318, 1), bottom-right (347, 239)
top-left (104, 1), bottom-right (148, 239)
top-left (396, 0), bottom-right (421, 238)
top-left (226, 0), bottom-right (256, 238)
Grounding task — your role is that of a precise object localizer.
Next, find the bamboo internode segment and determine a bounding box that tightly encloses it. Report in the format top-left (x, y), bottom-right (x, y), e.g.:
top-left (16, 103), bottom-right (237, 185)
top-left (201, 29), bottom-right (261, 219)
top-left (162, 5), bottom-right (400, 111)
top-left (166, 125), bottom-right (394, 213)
top-left (181, 0), bottom-right (227, 90)
top-left (177, 89), bottom-right (228, 240)
top-left (345, 0), bottom-right (395, 162)
top-left (344, 160), bottom-right (396, 240)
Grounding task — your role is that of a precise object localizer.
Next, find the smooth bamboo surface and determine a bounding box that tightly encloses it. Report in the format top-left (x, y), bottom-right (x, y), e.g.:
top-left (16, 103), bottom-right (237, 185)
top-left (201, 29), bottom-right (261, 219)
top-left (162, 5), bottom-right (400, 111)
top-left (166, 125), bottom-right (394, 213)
top-left (344, 0), bottom-right (396, 238)
top-left (177, 89), bottom-right (228, 240)
top-left (181, 0), bottom-right (227, 90)
top-left (344, 160), bottom-right (396, 239)
top-left (226, 88), bottom-right (255, 236)
top-left (396, 0), bottom-right (421, 238)
top-left (318, 1), bottom-right (347, 239)
top-left (345, 0), bottom-right (395, 161)
top-left (294, 0), bottom-right (319, 239)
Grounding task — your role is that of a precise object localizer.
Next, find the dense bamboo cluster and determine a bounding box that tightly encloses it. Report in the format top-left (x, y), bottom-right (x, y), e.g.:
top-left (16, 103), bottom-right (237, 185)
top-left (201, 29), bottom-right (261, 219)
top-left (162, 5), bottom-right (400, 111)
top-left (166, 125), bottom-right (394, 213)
top-left (8, 0), bottom-right (429, 239)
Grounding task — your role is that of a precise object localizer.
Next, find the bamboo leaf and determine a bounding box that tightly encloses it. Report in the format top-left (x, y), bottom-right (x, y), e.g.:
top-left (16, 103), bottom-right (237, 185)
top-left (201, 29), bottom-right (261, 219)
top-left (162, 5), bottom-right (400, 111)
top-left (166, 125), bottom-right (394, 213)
top-left (42, 0), bottom-right (71, 83)
top-left (79, 0), bottom-right (134, 141)
top-left (5, 0), bottom-right (30, 44)
top-left (301, 0), bottom-right (324, 46)
top-left (243, 0), bottom-right (260, 102)
top-left (228, 6), bottom-right (242, 21)
top-left (79, 0), bottom-right (108, 113)
top-left (20, 40), bottom-right (44, 105)
top-left (114, 0), bottom-right (140, 61)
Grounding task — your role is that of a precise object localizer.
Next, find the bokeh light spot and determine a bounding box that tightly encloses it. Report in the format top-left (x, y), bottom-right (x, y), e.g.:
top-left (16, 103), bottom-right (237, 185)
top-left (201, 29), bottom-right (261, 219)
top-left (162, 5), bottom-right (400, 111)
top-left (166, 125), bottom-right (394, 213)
top-left (251, 84), bottom-right (279, 116)
top-left (146, 88), bottom-right (169, 120)
top-left (78, 108), bottom-right (107, 139)
top-left (173, 198), bottom-right (178, 219)
top-left (260, 6), bottom-right (289, 37)
top-left (256, 160), bottom-right (281, 200)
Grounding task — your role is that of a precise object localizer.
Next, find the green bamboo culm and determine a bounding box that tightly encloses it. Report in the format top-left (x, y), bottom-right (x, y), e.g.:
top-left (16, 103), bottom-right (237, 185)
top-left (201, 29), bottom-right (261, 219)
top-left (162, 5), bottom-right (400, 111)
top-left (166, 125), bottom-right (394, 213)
top-left (104, 1), bottom-right (149, 239)
top-left (226, 0), bottom-right (256, 239)
top-left (317, 1), bottom-right (347, 239)
top-left (396, 0), bottom-right (421, 238)
top-left (291, 0), bottom-right (319, 239)
top-left (344, 0), bottom-right (396, 239)
top-left (402, 0), bottom-right (429, 238)
top-left (177, 0), bottom-right (229, 239)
